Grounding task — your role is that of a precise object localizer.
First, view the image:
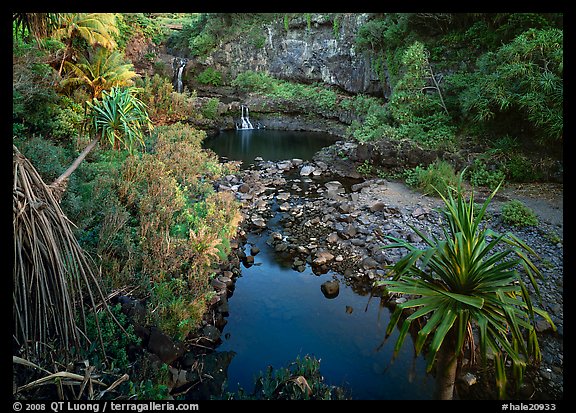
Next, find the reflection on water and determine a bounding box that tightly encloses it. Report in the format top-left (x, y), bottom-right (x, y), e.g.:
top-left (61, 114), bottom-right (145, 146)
top-left (218, 230), bottom-right (435, 400)
top-left (203, 129), bottom-right (338, 165)
top-left (206, 128), bottom-right (435, 399)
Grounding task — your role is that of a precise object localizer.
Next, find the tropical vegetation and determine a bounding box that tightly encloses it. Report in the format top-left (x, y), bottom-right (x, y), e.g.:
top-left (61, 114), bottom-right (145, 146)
top-left (375, 174), bottom-right (554, 399)
top-left (12, 11), bottom-right (562, 401)
top-left (12, 12), bottom-right (242, 400)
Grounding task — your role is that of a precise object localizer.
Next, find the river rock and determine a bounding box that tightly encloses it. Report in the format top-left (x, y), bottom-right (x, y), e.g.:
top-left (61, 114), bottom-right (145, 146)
top-left (369, 201), bottom-right (387, 212)
top-left (277, 192), bottom-right (290, 201)
top-left (217, 275), bottom-right (234, 289)
top-left (300, 165), bottom-right (315, 176)
top-left (321, 280), bottom-right (340, 299)
top-left (411, 206), bottom-right (431, 219)
top-left (325, 181), bottom-right (344, 192)
top-left (277, 161), bottom-right (292, 170)
top-left (327, 232), bottom-right (340, 243)
top-left (201, 325), bottom-right (221, 345)
top-left (147, 327), bottom-right (184, 364)
top-left (211, 277), bottom-right (227, 291)
top-left (251, 216), bottom-right (266, 228)
top-left (340, 223), bottom-right (357, 239)
top-left (313, 251), bottom-right (335, 266)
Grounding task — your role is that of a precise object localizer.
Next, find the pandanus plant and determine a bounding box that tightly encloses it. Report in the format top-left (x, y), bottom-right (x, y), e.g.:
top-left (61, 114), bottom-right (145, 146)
top-left (14, 86), bottom-right (151, 362)
top-left (376, 173), bottom-right (555, 399)
top-left (50, 86), bottom-right (152, 199)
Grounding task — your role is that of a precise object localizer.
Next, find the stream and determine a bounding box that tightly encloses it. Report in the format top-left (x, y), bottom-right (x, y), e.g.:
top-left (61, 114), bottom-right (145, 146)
top-left (202, 129), bottom-right (436, 399)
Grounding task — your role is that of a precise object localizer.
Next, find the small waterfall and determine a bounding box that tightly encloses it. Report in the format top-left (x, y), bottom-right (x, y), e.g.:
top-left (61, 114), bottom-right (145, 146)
top-left (237, 105), bottom-right (255, 130)
top-left (172, 57), bottom-right (187, 93)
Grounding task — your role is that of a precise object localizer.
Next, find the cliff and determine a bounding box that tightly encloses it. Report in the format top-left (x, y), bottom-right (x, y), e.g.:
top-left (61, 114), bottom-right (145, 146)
top-left (190, 13), bottom-right (387, 97)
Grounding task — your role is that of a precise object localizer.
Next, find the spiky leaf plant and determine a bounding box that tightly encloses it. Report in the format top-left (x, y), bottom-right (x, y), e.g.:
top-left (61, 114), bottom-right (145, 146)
top-left (376, 173), bottom-right (555, 399)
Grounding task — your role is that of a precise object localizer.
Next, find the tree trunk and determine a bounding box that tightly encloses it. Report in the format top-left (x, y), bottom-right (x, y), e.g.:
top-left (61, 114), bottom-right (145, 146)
top-left (50, 136), bottom-right (99, 201)
top-left (58, 38), bottom-right (72, 77)
top-left (433, 333), bottom-right (459, 400)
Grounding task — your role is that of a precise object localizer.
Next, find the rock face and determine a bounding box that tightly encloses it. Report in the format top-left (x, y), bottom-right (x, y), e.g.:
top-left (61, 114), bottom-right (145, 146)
top-left (195, 14), bottom-right (385, 96)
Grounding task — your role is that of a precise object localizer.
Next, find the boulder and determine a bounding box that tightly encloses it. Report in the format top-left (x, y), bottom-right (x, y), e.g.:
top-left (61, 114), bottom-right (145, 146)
top-left (147, 327), bottom-right (184, 364)
top-left (300, 165), bottom-right (315, 176)
top-left (321, 280), bottom-right (340, 299)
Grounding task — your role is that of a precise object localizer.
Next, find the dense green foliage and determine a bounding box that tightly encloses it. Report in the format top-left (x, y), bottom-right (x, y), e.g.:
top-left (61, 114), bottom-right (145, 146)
top-left (404, 160), bottom-right (458, 197)
top-left (186, 12), bottom-right (563, 183)
top-left (354, 13), bottom-right (562, 157)
top-left (12, 13), bottom-right (242, 400)
top-left (196, 67), bottom-right (223, 86)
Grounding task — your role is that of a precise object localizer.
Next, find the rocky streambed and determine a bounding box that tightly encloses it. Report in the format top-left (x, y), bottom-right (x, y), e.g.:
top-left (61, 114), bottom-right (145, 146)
top-left (208, 139), bottom-right (563, 400)
top-left (114, 139), bottom-right (562, 400)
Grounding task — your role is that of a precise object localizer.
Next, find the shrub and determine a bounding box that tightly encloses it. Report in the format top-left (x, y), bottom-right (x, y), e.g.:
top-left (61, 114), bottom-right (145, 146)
top-left (115, 123), bottom-right (241, 340)
top-left (201, 97), bottom-right (220, 120)
top-left (501, 200), bottom-right (538, 227)
top-left (231, 70), bottom-right (276, 93)
top-left (404, 160), bottom-right (458, 197)
top-left (196, 67), bottom-right (223, 87)
top-left (51, 97), bottom-right (85, 143)
top-left (505, 154), bottom-right (542, 182)
top-left (357, 160), bottom-right (374, 176)
top-left (83, 304), bottom-right (141, 372)
top-left (468, 159), bottom-right (506, 189)
top-left (189, 32), bottom-right (217, 57)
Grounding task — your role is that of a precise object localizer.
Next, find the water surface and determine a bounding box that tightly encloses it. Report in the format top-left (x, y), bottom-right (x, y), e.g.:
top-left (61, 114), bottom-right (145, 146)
top-left (218, 230), bottom-right (435, 399)
top-left (207, 128), bottom-right (435, 399)
top-left (203, 129), bottom-right (338, 166)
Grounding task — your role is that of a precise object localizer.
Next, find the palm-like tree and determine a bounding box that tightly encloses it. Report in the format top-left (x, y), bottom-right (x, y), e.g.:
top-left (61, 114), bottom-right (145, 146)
top-left (13, 145), bottom-right (113, 361)
top-left (60, 46), bottom-right (139, 99)
top-left (12, 13), bottom-right (62, 44)
top-left (376, 175), bottom-right (555, 399)
top-left (51, 13), bottom-right (119, 76)
top-left (13, 86), bottom-right (147, 363)
top-left (50, 87), bottom-right (152, 199)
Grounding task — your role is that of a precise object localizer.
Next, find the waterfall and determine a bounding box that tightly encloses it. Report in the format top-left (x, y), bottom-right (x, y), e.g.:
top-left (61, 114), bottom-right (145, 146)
top-left (237, 105), bottom-right (255, 130)
top-left (172, 57), bottom-right (187, 93)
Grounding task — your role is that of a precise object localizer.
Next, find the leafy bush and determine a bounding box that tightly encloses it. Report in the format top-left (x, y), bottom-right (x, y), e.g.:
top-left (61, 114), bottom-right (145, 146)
top-left (468, 159), bottom-right (506, 189)
top-left (404, 160), bottom-right (458, 197)
top-left (51, 97), bottom-right (85, 143)
top-left (115, 123), bottom-right (241, 340)
top-left (501, 200), bottom-right (538, 227)
top-left (190, 32), bottom-right (217, 57)
top-left (12, 135), bottom-right (69, 183)
top-left (453, 28), bottom-right (563, 142)
top-left (196, 67), bottom-right (223, 86)
top-left (232, 71), bottom-right (338, 113)
top-left (505, 154), bottom-right (542, 182)
top-left (201, 97), bottom-right (220, 120)
top-left (151, 277), bottom-right (208, 340)
top-left (231, 70), bottom-right (276, 93)
top-left (83, 304), bottom-right (141, 372)
top-left (357, 160), bottom-right (374, 176)
top-left (137, 74), bottom-right (197, 123)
